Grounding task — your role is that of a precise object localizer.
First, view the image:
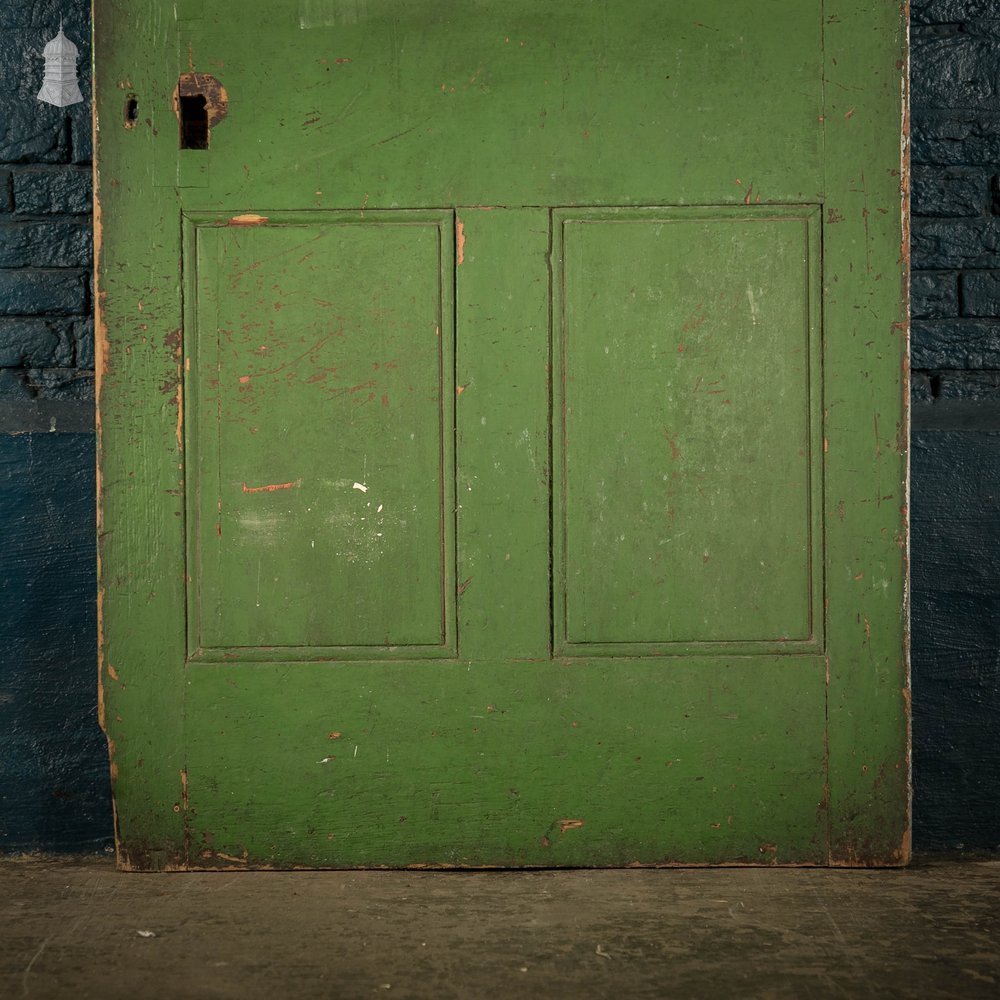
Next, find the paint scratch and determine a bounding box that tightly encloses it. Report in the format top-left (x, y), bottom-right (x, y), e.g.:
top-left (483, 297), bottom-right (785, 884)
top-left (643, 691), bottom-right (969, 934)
top-left (371, 122), bottom-right (422, 147)
top-left (242, 479), bottom-right (301, 493)
top-left (456, 217), bottom-right (465, 265)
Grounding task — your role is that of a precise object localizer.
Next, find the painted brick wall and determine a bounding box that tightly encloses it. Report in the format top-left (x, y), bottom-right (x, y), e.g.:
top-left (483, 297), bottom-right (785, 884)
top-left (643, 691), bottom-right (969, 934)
top-left (0, 1), bottom-right (997, 853)
top-left (910, 0), bottom-right (1000, 851)
top-left (0, 0), bottom-right (110, 851)
top-left (0, 0), bottom-right (93, 404)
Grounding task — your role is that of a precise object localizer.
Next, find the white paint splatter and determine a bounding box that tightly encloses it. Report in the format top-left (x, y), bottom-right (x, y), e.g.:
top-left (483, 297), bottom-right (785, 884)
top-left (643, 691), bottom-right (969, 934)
top-left (746, 284), bottom-right (759, 327)
top-left (353, 482), bottom-right (368, 493)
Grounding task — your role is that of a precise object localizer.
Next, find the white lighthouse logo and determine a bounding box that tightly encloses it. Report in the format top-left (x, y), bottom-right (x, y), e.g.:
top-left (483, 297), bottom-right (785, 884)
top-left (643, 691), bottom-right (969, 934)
top-left (37, 22), bottom-right (84, 108)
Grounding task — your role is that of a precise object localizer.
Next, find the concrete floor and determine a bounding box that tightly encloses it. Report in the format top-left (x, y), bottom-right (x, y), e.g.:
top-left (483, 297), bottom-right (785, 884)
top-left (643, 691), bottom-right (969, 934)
top-left (1, 856), bottom-right (998, 999)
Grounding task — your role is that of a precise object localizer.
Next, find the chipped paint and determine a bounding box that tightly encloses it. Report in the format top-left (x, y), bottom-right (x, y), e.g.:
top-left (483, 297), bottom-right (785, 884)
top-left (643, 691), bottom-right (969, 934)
top-left (214, 851), bottom-right (249, 865)
top-left (456, 217), bottom-right (465, 264)
top-left (175, 383), bottom-right (184, 451)
top-left (172, 72), bottom-right (229, 129)
top-left (229, 214), bottom-right (269, 226)
top-left (92, 72), bottom-right (111, 762)
top-left (241, 479), bottom-right (302, 493)
top-left (899, 0), bottom-right (913, 872)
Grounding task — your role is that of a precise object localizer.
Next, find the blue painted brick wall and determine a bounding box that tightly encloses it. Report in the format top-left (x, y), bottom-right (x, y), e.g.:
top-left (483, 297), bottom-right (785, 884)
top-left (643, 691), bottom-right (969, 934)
top-left (0, 433), bottom-right (109, 850)
top-left (0, 0), bottom-right (998, 853)
top-left (0, 0), bottom-right (109, 852)
top-left (0, 0), bottom-right (94, 409)
top-left (911, 0), bottom-right (1000, 851)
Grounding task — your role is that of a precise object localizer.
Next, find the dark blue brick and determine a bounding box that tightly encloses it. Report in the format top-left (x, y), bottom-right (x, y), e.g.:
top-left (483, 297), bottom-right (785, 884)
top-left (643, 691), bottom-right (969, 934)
top-left (930, 371), bottom-right (1000, 399)
top-left (25, 368), bottom-right (94, 401)
top-left (961, 270), bottom-right (1000, 316)
top-left (0, 107), bottom-right (69, 165)
top-left (71, 103), bottom-right (92, 165)
top-left (13, 167), bottom-right (91, 214)
top-left (912, 271), bottom-right (960, 319)
top-left (911, 217), bottom-right (1000, 269)
top-left (0, 221), bottom-right (91, 267)
top-left (911, 165), bottom-right (989, 217)
top-left (912, 26), bottom-right (1000, 111)
top-left (911, 373), bottom-right (935, 403)
top-left (913, 111), bottom-right (1000, 166)
top-left (0, 269), bottom-right (87, 316)
top-left (0, 368), bottom-right (32, 399)
top-left (0, 0), bottom-right (89, 31)
top-left (73, 316), bottom-right (93, 369)
top-left (912, 318), bottom-right (1000, 368)
top-left (913, 2), bottom-right (1000, 23)
top-left (0, 317), bottom-right (74, 367)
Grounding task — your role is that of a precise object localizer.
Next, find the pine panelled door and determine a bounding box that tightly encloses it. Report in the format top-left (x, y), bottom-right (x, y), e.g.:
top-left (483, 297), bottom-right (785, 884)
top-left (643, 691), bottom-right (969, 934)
top-left (94, 1), bottom-right (909, 869)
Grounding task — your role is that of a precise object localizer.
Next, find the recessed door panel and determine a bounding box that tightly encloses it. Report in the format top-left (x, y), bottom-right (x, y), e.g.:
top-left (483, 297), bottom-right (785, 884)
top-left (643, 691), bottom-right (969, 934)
top-left (186, 212), bottom-right (456, 658)
top-left (553, 207), bottom-right (822, 655)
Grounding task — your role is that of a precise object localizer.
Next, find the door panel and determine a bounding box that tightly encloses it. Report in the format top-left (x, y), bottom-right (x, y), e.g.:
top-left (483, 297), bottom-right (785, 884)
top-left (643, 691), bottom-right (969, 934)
top-left (94, 0), bottom-right (909, 868)
top-left (553, 207), bottom-right (822, 654)
top-left (173, 2), bottom-right (824, 209)
top-left (184, 657), bottom-right (828, 867)
top-left (186, 212), bottom-right (456, 657)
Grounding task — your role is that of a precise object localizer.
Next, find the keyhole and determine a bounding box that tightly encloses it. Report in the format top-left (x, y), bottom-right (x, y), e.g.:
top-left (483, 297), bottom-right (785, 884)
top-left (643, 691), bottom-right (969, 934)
top-left (179, 94), bottom-right (209, 149)
top-left (123, 95), bottom-right (138, 129)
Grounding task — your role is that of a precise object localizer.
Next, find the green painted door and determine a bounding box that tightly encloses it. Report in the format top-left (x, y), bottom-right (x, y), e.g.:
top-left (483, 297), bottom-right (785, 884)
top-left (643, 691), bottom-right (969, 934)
top-left (94, 1), bottom-right (910, 868)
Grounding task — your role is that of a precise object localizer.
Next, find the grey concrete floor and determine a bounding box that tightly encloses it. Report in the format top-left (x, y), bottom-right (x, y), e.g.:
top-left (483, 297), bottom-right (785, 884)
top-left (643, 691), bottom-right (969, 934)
top-left (1, 856), bottom-right (998, 999)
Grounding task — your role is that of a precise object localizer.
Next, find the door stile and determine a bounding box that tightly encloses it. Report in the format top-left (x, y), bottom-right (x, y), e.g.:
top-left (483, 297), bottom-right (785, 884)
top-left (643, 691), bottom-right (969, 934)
top-left (821, 2), bottom-right (910, 865)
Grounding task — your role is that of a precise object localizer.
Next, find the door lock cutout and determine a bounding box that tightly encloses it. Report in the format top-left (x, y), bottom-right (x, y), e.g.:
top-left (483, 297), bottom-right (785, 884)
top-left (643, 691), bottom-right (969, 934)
top-left (179, 94), bottom-right (209, 149)
top-left (173, 73), bottom-right (229, 150)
